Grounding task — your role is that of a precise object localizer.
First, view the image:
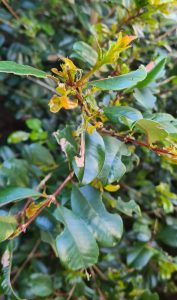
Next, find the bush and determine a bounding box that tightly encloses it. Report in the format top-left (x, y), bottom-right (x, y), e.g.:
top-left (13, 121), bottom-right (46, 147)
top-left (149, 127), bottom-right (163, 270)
top-left (0, 1), bottom-right (177, 299)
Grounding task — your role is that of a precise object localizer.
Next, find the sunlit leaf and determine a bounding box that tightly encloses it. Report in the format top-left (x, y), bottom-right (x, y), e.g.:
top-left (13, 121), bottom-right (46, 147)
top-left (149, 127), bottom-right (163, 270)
top-left (0, 187), bottom-right (41, 208)
top-left (0, 61), bottom-right (47, 78)
top-left (135, 119), bottom-right (168, 144)
top-left (88, 66), bottom-right (147, 90)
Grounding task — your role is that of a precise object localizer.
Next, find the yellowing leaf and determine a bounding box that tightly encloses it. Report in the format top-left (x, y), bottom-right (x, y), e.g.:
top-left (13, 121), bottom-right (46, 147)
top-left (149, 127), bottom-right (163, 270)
top-left (135, 119), bottom-right (168, 144)
top-left (51, 57), bottom-right (79, 82)
top-left (55, 83), bottom-right (67, 95)
top-left (60, 96), bottom-right (78, 109)
top-left (87, 122), bottom-right (103, 134)
top-left (101, 33), bottom-right (137, 65)
top-left (62, 57), bottom-right (77, 72)
top-left (104, 184), bottom-right (120, 192)
top-left (26, 201), bottom-right (45, 219)
top-left (51, 68), bottom-right (62, 76)
top-left (48, 95), bottom-right (78, 113)
top-left (120, 35), bottom-right (137, 48)
top-left (163, 156), bottom-right (177, 165)
top-left (48, 95), bottom-right (62, 113)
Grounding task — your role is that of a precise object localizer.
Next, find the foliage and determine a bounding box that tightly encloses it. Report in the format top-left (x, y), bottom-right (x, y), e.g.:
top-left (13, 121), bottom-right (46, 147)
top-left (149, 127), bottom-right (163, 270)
top-left (0, 0), bottom-right (177, 299)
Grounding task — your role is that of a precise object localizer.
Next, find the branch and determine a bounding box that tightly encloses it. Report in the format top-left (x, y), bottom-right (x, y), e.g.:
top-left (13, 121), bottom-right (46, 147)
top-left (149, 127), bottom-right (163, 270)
top-left (117, 8), bottom-right (144, 31)
top-left (157, 25), bottom-right (177, 40)
top-left (99, 128), bottom-right (177, 158)
top-left (16, 171), bottom-right (74, 234)
top-left (1, 0), bottom-right (19, 20)
top-left (12, 240), bottom-right (40, 284)
top-left (75, 88), bottom-right (177, 159)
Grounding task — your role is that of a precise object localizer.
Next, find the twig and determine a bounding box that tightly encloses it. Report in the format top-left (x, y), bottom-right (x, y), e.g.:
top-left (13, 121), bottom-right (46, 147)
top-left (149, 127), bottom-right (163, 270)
top-left (16, 171), bottom-right (74, 234)
top-left (93, 265), bottom-right (108, 281)
top-left (35, 172), bottom-right (52, 192)
top-left (28, 77), bottom-right (58, 94)
top-left (53, 171), bottom-right (74, 197)
top-left (17, 173), bottom-right (52, 221)
top-left (157, 76), bottom-right (176, 87)
top-left (12, 239), bottom-right (40, 284)
top-left (157, 25), bottom-right (177, 40)
top-left (99, 128), bottom-right (177, 158)
top-left (66, 284), bottom-right (76, 300)
top-left (117, 8), bottom-right (144, 31)
top-left (1, 0), bottom-right (19, 20)
top-left (90, 267), bottom-right (107, 300)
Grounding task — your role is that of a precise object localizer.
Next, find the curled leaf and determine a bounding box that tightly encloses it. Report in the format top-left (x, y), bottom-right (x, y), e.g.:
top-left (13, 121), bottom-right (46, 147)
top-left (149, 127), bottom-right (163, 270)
top-left (87, 122), bottom-right (103, 134)
top-left (48, 95), bottom-right (62, 113)
top-left (104, 184), bottom-right (120, 192)
top-left (26, 201), bottom-right (45, 219)
top-left (48, 95), bottom-right (78, 113)
top-left (60, 96), bottom-right (78, 110)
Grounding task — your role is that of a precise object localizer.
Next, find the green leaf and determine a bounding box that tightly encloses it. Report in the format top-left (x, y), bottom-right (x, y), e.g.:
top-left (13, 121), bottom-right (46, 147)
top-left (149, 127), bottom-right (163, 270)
top-left (8, 131), bottom-right (29, 144)
top-left (1, 159), bottom-right (29, 186)
top-left (139, 290), bottom-right (159, 300)
top-left (116, 198), bottom-right (141, 217)
top-left (74, 130), bottom-right (105, 184)
top-left (0, 216), bottom-right (17, 242)
top-left (88, 66), bottom-right (147, 90)
top-left (0, 187), bottom-right (41, 208)
top-left (104, 106), bottom-right (143, 127)
top-left (23, 143), bottom-right (55, 168)
top-left (0, 61), bottom-right (47, 78)
top-left (55, 206), bottom-right (99, 270)
top-left (136, 58), bottom-right (166, 88)
top-left (135, 119), bottom-right (168, 144)
top-left (29, 273), bottom-right (53, 297)
top-left (55, 126), bottom-right (77, 162)
top-left (127, 244), bottom-right (155, 270)
top-left (71, 185), bottom-right (123, 247)
top-left (41, 231), bottom-right (58, 256)
top-left (158, 225), bottom-right (177, 247)
top-left (26, 118), bottom-right (42, 131)
top-left (1, 244), bottom-right (25, 300)
top-left (133, 87), bottom-right (156, 110)
top-left (98, 135), bottom-right (130, 185)
top-left (72, 41), bottom-right (98, 66)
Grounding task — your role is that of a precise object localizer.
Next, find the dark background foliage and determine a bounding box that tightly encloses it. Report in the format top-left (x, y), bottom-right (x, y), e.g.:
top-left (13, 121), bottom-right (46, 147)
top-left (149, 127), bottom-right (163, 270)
top-left (0, 0), bottom-right (177, 299)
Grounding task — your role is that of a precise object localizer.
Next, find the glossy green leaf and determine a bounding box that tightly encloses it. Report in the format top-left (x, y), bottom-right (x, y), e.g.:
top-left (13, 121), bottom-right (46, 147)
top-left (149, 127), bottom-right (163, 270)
top-left (127, 244), bottom-right (155, 270)
top-left (0, 187), bottom-right (41, 207)
top-left (133, 87), bottom-right (156, 110)
top-left (71, 185), bottom-right (123, 247)
top-left (135, 119), bottom-right (168, 144)
top-left (98, 135), bottom-right (130, 184)
top-left (0, 61), bottom-right (47, 78)
top-left (0, 216), bottom-right (17, 242)
top-left (116, 198), bottom-right (141, 217)
top-left (41, 231), bottom-right (58, 256)
top-left (136, 58), bottom-right (166, 88)
top-left (72, 41), bottom-right (98, 66)
top-left (104, 106), bottom-right (143, 127)
top-left (74, 130), bottom-right (105, 184)
top-left (88, 66), bottom-right (147, 90)
top-left (55, 206), bottom-right (99, 270)
top-left (55, 126), bottom-right (77, 161)
top-left (29, 273), bottom-right (53, 297)
top-left (23, 143), bottom-right (55, 167)
top-left (158, 225), bottom-right (177, 247)
top-left (1, 159), bottom-right (29, 186)
top-left (1, 244), bottom-right (24, 300)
